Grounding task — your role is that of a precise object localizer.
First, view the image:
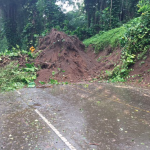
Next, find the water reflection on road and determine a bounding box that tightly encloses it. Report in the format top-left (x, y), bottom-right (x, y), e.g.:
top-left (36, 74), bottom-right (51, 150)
top-left (0, 83), bottom-right (150, 150)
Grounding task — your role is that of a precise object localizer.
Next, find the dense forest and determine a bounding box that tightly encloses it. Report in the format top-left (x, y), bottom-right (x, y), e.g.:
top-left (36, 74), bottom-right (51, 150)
top-left (0, 0), bottom-right (150, 90)
top-left (0, 0), bottom-right (142, 49)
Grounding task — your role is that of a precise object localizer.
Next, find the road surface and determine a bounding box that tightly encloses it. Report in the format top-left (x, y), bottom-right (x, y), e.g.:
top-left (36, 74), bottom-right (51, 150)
top-left (0, 83), bottom-right (150, 150)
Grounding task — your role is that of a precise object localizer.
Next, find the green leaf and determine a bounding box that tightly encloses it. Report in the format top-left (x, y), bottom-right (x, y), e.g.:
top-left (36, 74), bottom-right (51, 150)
top-left (28, 82), bottom-right (36, 88)
top-left (121, 69), bottom-right (126, 73)
top-left (16, 45), bottom-right (20, 49)
top-left (52, 71), bottom-right (56, 76)
top-left (39, 81), bottom-right (46, 85)
top-left (24, 67), bottom-right (35, 72)
top-left (26, 63), bottom-right (34, 68)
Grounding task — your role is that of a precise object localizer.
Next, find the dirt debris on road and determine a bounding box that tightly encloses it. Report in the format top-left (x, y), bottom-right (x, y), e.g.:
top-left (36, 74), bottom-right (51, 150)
top-left (34, 29), bottom-right (101, 84)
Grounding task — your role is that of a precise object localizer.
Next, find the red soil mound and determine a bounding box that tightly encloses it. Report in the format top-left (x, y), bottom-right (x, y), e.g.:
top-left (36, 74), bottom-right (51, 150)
top-left (34, 29), bottom-right (100, 84)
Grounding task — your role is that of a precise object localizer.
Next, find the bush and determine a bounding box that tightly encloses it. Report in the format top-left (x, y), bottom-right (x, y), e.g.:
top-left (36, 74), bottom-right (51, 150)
top-left (111, 1), bottom-right (150, 81)
top-left (0, 62), bottom-right (37, 91)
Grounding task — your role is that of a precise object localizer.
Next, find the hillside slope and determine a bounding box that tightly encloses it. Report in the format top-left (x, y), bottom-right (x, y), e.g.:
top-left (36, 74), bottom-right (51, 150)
top-left (83, 21), bottom-right (150, 88)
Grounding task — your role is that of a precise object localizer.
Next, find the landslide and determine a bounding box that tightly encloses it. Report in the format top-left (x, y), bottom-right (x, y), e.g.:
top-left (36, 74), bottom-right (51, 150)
top-left (34, 29), bottom-right (101, 84)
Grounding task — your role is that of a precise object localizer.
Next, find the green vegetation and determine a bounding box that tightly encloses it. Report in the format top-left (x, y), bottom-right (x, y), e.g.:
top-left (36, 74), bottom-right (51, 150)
top-left (0, 0), bottom-right (141, 50)
top-left (52, 71), bottom-right (56, 76)
top-left (83, 0), bottom-right (150, 83)
top-left (0, 0), bottom-right (150, 90)
top-left (39, 81), bottom-right (46, 85)
top-left (83, 26), bottom-right (126, 52)
top-left (0, 62), bottom-right (37, 91)
top-left (0, 35), bottom-right (8, 52)
top-left (110, 0), bottom-right (150, 82)
top-left (0, 45), bottom-right (41, 60)
top-left (0, 48), bottom-right (38, 91)
top-left (49, 79), bottom-right (69, 85)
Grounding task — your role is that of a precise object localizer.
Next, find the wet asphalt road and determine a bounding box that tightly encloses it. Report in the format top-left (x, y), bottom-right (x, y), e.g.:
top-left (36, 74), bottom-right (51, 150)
top-left (0, 83), bottom-right (150, 150)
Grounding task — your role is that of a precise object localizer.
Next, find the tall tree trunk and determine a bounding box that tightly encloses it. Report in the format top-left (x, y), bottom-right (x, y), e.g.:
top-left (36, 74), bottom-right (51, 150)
top-left (120, 0), bottom-right (124, 21)
top-left (110, 0), bottom-right (112, 28)
top-left (2, 2), bottom-right (20, 49)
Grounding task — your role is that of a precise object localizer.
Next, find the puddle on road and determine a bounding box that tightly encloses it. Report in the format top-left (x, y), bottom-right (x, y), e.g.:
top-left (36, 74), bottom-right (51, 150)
top-left (0, 83), bottom-right (150, 150)
top-left (37, 84), bottom-right (150, 150)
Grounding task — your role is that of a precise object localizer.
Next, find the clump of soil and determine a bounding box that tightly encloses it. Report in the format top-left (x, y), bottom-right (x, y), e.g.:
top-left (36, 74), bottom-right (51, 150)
top-left (127, 53), bottom-right (150, 87)
top-left (0, 56), bottom-right (11, 67)
top-left (0, 55), bottom-right (27, 68)
top-left (34, 29), bottom-right (100, 84)
top-left (86, 46), bottom-right (122, 79)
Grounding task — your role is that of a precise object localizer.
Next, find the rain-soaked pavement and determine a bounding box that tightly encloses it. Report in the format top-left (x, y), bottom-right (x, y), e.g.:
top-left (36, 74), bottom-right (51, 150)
top-left (0, 83), bottom-right (150, 150)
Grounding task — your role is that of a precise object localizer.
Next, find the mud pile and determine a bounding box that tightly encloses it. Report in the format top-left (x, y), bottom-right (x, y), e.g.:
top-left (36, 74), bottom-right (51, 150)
top-left (35, 29), bottom-right (99, 84)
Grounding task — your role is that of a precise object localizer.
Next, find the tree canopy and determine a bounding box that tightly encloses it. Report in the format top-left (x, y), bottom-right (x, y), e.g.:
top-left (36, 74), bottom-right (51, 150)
top-left (0, 0), bottom-right (146, 49)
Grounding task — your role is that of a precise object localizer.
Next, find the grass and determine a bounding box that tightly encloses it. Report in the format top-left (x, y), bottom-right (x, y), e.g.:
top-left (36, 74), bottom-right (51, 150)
top-left (83, 26), bottom-right (126, 53)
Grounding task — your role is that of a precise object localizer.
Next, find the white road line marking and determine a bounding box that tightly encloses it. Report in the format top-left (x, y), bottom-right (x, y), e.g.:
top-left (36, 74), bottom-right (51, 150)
top-left (16, 90), bottom-right (21, 95)
top-left (35, 109), bottom-right (77, 150)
